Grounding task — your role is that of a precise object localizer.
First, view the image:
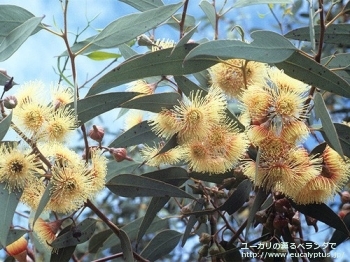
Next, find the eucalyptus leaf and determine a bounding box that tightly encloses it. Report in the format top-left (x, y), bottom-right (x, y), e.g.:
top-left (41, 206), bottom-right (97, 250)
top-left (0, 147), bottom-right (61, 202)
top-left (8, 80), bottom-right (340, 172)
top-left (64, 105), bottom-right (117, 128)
top-left (68, 92), bottom-right (139, 124)
top-left (50, 245), bottom-right (76, 262)
top-left (88, 229), bottom-right (113, 253)
top-left (0, 16), bottom-right (43, 62)
top-left (92, 3), bottom-right (183, 48)
top-left (119, 229), bottom-right (133, 261)
top-left (329, 212), bottom-right (350, 249)
top-left (0, 184), bottom-right (23, 246)
top-left (285, 24), bottom-right (350, 47)
top-left (50, 218), bottom-right (97, 249)
top-left (106, 174), bottom-right (196, 199)
top-left (141, 167), bottom-right (189, 186)
top-left (200, 0), bottom-right (216, 29)
top-left (0, 229), bottom-right (27, 249)
top-left (137, 196), bottom-right (170, 243)
top-left (246, 187), bottom-right (269, 235)
top-left (119, 0), bottom-right (164, 12)
top-left (32, 182), bottom-right (52, 228)
top-left (314, 93), bottom-right (344, 157)
top-left (233, 0), bottom-right (293, 8)
top-left (85, 51), bottom-right (121, 61)
top-left (120, 92), bottom-right (181, 113)
top-left (108, 120), bottom-right (158, 148)
top-left (185, 30), bottom-right (296, 64)
top-left (118, 43), bottom-right (138, 59)
top-left (276, 52), bottom-right (350, 98)
top-left (140, 230), bottom-right (182, 261)
top-left (88, 43), bottom-right (217, 95)
top-left (0, 110), bottom-right (12, 141)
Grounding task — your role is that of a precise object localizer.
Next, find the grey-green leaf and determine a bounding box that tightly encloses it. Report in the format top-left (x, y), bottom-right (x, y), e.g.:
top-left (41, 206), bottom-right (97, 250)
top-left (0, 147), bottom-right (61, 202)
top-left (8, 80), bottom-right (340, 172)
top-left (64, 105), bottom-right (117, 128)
top-left (140, 230), bottom-right (182, 261)
top-left (233, 0), bottom-right (293, 8)
top-left (185, 30), bottom-right (296, 64)
top-left (120, 93), bottom-right (180, 113)
top-left (0, 111), bottom-right (12, 141)
top-left (68, 92), bottom-right (139, 124)
top-left (276, 51), bottom-right (350, 98)
top-left (50, 218), bottom-right (97, 249)
top-left (0, 16), bottom-right (43, 62)
top-left (119, 0), bottom-right (164, 11)
top-left (32, 182), bottom-right (52, 228)
top-left (141, 167), bottom-right (189, 186)
top-left (0, 184), bottom-right (23, 246)
top-left (106, 174), bottom-right (196, 199)
top-left (181, 199), bottom-right (205, 246)
top-left (137, 196), bottom-right (170, 243)
top-left (285, 24), bottom-right (350, 46)
top-left (118, 43), bottom-right (138, 60)
top-left (92, 3), bottom-right (183, 48)
top-left (108, 120), bottom-right (158, 148)
top-left (200, 0), bottom-right (216, 29)
top-left (119, 229), bottom-right (133, 261)
top-left (88, 43), bottom-right (217, 95)
top-left (314, 93), bottom-right (344, 157)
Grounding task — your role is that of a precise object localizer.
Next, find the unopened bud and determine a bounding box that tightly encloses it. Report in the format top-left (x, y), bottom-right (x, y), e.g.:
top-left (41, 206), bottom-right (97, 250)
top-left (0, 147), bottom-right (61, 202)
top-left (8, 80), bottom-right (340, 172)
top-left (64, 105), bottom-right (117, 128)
top-left (137, 34), bottom-right (154, 47)
top-left (273, 214), bottom-right (289, 230)
top-left (109, 147), bottom-right (132, 162)
top-left (4, 77), bottom-right (14, 92)
top-left (3, 95), bottom-right (17, 109)
top-left (89, 125), bottom-right (104, 142)
top-left (198, 244), bottom-right (209, 258)
top-left (199, 233), bottom-right (211, 245)
top-left (341, 191), bottom-right (350, 204)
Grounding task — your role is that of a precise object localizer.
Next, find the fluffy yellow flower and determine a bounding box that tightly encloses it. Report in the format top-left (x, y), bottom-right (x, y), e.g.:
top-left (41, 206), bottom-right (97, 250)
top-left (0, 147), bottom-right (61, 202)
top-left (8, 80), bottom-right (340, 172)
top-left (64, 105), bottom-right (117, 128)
top-left (50, 83), bottom-right (74, 108)
top-left (89, 149), bottom-right (108, 195)
top-left (0, 145), bottom-right (40, 191)
top-left (15, 80), bottom-right (45, 106)
top-left (151, 38), bottom-right (175, 51)
top-left (140, 142), bottom-right (185, 167)
top-left (20, 177), bottom-right (46, 209)
top-left (33, 218), bottom-right (62, 251)
top-left (149, 109), bottom-right (181, 139)
top-left (210, 59), bottom-right (267, 98)
top-left (268, 67), bottom-right (309, 93)
top-left (127, 80), bottom-right (156, 96)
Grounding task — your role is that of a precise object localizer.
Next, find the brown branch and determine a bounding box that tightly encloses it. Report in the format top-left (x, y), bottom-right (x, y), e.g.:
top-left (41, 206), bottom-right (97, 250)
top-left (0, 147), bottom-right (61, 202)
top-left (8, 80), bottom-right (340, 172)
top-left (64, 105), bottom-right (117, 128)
top-left (179, 0), bottom-right (190, 39)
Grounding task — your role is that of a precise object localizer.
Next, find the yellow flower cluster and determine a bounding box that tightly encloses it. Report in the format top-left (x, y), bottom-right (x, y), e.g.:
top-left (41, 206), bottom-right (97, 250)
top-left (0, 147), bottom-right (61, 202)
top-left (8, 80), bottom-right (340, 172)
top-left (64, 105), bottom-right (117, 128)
top-left (0, 81), bottom-right (108, 214)
top-left (144, 87), bottom-right (249, 174)
top-left (209, 59), bottom-right (350, 204)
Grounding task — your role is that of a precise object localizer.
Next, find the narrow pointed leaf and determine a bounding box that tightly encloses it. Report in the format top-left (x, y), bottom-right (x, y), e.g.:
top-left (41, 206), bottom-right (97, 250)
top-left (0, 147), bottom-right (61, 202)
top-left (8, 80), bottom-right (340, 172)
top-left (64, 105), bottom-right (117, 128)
top-left (185, 30), bottom-right (296, 64)
top-left (109, 120), bottom-right (158, 148)
top-left (32, 182), bottom-right (52, 228)
top-left (118, 43), bottom-right (138, 59)
top-left (173, 23), bottom-right (199, 49)
top-left (220, 179), bottom-right (252, 215)
top-left (120, 93), bottom-right (180, 113)
top-left (0, 184), bottom-right (23, 246)
top-left (329, 212), bottom-right (350, 249)
top-left (137, 196), bottom-right (170, 243)
top-left (106, 174), bottom-right (195, 199)
top-left (181, 199), bottom-right (205, 246)
top-left (92, 3), bottom-right (183, 48)
top-left (106, 160), bottom-right (145, 182)
top-left (141, 167), bottom-right (189, 186)
top-left (329, 123), bottom-right (350, 158)
top-left (88, 229), bottom-right (113, 253)
top-left (101, 216), bottom-right (169, 251)
top-left (69, 92), bottom-right (139, 124)
top-left (85, 51), bottom-right (121, 61)
top-left (50, 218), bottom-right (97, 249)
top-left (0, 16), bottom-right (43, 61)
top-left (200, 0), bottom-right (216, 29)
top-left (276, 52), bottom-right (350, 98)
top-left (88, 43), bottom-right (217, 95)
top-left (119, 0), bottom-right (164, 11)
top-left (140, 230), bottom-right (182, 261)
top-left (119, 229), bottom-right (133, 261)
top-left (0, 229), bottom-right (27, 249)
top-left (290, 201), bottom-right (350, 235)
top-left (233, 0), bottom-right (293, 8)
top-left (155, 135), bottom-right (179, 157)
top-left (0, 110), bottom-right (12, 141)
top-left (285, 24), bottom-right (350, 47)
top-left (314, 93), bottom-right (344, 157)
top-left (50, 245), bottom-right (76, 262)
top-left (246, 187), bottom-right (269, 233)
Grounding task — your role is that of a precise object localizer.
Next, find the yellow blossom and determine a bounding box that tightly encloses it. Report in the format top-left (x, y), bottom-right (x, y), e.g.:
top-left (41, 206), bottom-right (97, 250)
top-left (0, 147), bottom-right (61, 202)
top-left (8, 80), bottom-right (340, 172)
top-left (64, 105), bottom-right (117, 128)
top-left (151, 38), bottom-right (175, 51)
top-left (127, 80), bottom-right (156, 96)
top-left (33, 218), bottom-right (62, 251)
top-left (20, 177), bottom-right (46, 209)
top-left (140, 142), bottom-right (185, 167)
top-left (89, 149), bottom-right (107, 195)
top-left (268, 67), bottom-right (309, 93)
top-left (50, 83), bottom-right (74, 108)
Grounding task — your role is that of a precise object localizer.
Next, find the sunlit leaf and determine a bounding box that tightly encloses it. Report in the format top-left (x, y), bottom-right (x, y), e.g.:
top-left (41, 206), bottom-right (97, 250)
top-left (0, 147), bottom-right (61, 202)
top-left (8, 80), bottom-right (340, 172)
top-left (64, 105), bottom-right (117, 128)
top-left (0, 5), bottom-right (41, 42)
top-left (285, 24), bottom-right (350, 47)
top-left (185, 30), bottom-right (296, 64)
top-left (92, 3), bottom-right (183, 48)
top-left (314, 93), bottom-right (344, 157)
top-left (181, 198), bottom-right (205, 246)
top-left (108, 120), bottom-right (158, 148)
top-left (137, 196), bottom-right (170, 243)
top-left (173, 23), bottom-right (199, 49)
top-left (85, 51), bottom-right (121, 61)
top-left (106, 174), bottom-right (196, 199)
top-left (200, 0), bottom-right (216, 29)
top-left (140, 230), bottom-right (182, 261)
top-left (88, 43), bottom-right (217, 95)
top-left (120, 93), bottom-right (181, 113)
top-left (68, 92), bottom-right (139, 124)
top-left (50, 218), bottom-right (97, 249)
top-left (0, 16), bottom-right (43, 62)
top-left (290, 201), bottom-right (350, 235)
top-left (0, 184), bottom-right (22, 246)
top-left (233, 0), bottom-right (293, 8)
top-left (119, 229), bottom-right (133, 261)
top-left (119, 0), bottom-right (164, 11)
top-left (220, 179), bottom-right (252, 215)
top-left (0, 110), bottom-right (12, 141)
top-left (276, 52), bottom-right (350, 98)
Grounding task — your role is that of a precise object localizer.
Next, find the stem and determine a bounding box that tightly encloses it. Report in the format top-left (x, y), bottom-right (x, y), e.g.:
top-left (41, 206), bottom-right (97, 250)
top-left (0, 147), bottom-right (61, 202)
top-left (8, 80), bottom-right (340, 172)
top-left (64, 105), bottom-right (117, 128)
top-left (179, 0), bottom-right (190, 39)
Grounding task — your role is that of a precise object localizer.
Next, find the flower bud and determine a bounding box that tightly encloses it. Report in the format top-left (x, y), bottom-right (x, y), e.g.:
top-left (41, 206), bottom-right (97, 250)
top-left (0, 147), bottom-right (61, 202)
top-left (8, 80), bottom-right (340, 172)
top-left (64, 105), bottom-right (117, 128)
top-left (199, 233), bottom-right (211, 245)
top-left (273, 214), bottom-right (289, 230)
top-left (341, 191), bottom-right (350, 204)
top-left (89, 125), bottom-right (104, 142)
top-left (3, 95), bottom-right (17, 109)
top-left (109, 147), bottom-right (132, 162)
top-left (198, 244), bottom-right (209, 259)
top-left (137, 34), bottom-right (154, 47)
top-left (4, 77), bottom-right (14, 92)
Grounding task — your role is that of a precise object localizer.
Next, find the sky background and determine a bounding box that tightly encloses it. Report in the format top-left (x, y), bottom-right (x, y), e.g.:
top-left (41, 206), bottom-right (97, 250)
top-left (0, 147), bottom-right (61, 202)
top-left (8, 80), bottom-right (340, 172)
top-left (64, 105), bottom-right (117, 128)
top-left (1, 0), bottom-right (349, 261)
